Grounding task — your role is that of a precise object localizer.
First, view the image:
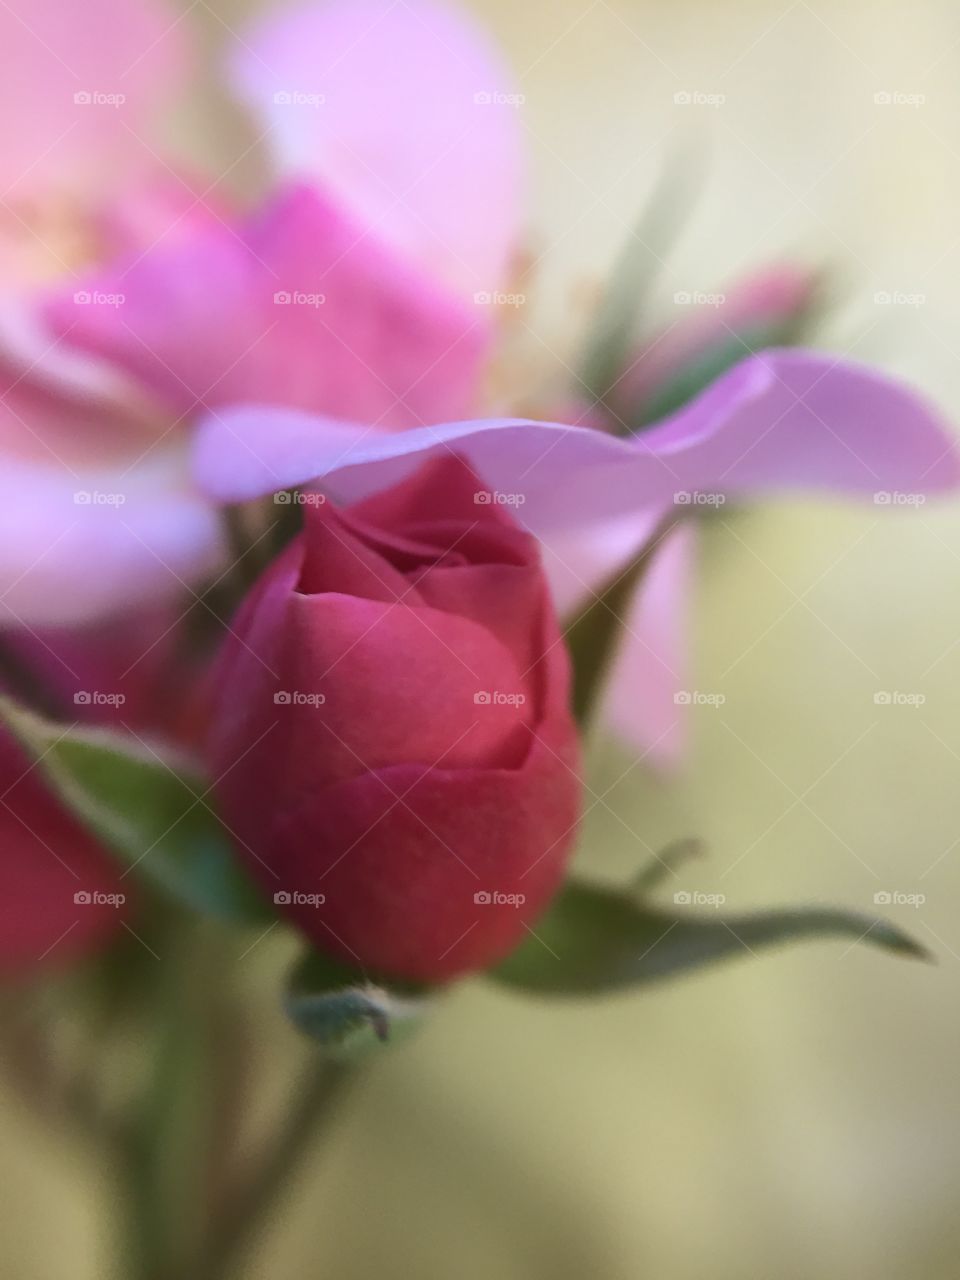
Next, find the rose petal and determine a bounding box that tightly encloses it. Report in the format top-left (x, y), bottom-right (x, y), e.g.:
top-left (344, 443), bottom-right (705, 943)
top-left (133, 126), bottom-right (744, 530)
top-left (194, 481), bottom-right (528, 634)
top-left (45, 183), bottom-right (488, 427)
top-left (0, 0), bottom-right (186, 200)
top-left (229, 0), bottom-right (523, 297)
top-left (194, 350), bottom-right (960, 524)
top-left (0, 452), bottom-right (223, 628)
top-left (601, 520), bottom-right (694, 768)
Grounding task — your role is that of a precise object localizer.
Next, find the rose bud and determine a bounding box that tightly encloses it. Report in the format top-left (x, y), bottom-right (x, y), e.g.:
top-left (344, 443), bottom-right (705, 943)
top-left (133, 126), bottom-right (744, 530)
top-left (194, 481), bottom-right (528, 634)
top-left (207, 456), bottom-right (581, 981)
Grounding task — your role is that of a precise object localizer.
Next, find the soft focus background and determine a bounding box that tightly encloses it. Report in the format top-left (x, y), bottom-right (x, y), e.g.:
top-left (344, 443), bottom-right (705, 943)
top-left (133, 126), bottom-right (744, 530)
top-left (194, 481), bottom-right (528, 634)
top-left (7, 1), bottom-right (960, 1276)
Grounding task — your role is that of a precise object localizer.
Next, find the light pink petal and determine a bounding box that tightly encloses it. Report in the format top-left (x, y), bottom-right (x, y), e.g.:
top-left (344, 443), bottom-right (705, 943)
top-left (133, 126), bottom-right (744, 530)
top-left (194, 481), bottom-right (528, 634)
top-left (229, 0), bottom-right (523, 296)
top-left (540, 509), bottom-right (691, 768)
top-left (0, 346), bottom-right (222, 627)
top-left (0, 0), bottom-right (186, 200)
top-left (0, 453), bottom-right (223, 628)
top-left (193, 350), bottom-right (960, 524)
top-left (600, 521), bottom-right (694, 768)
top-left (44, 183), bottom-right (488, 427)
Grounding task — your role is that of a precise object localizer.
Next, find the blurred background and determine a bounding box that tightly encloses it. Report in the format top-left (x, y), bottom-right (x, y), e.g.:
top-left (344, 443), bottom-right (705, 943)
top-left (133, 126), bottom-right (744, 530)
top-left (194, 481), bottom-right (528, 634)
top-left (7, 0), bottom-right (960, 1275)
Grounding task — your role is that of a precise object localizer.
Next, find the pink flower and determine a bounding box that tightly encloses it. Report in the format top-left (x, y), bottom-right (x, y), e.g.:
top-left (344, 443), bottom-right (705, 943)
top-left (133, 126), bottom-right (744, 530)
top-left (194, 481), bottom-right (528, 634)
top-left (206, 457), bottom-right (580, 981)
top-left (1, 0), bottom-right (522, 627)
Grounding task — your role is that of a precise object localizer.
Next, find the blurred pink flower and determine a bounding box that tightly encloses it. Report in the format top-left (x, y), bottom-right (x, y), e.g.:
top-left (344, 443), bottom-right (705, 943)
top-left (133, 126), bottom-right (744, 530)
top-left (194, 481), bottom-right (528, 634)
top-left (1, 0), bottom-right (522, 627)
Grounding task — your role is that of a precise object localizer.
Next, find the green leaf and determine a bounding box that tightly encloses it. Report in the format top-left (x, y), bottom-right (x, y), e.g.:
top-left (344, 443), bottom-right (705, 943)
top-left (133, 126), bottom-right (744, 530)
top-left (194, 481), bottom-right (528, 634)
top-left (492, 874), bottom-right (931, 996)
top-left (578, 150), bottom-right (703, 416)
top-left (0, 695), bottom-right (271, 925)
top-left (285, 950), bottom-right (433, 1058)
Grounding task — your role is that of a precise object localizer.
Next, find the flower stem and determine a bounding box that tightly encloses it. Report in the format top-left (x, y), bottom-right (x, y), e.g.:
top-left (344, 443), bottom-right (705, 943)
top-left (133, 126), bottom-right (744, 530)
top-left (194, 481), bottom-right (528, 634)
top-left (199, 1058), bottom-right (359, 1280)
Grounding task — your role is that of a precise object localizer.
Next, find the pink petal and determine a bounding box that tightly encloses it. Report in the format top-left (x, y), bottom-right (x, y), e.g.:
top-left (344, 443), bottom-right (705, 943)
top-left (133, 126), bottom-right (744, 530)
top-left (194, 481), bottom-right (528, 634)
top-left (0, 356), bottom-right (222, 628)
top-left (193, 350), bottom-right (960, 523)
top-left (0, 453), bottom-right (223, 628)
top-left (541, 509), bottom-right (691, 769)
top-left (0, 0), bottom-right (186, 200)
top-left (228, 0), bottom-right (523, 296)
top-left (600, 521), bottom-right (694, 768)
top-left (44, 183), bottom-right (489, 427)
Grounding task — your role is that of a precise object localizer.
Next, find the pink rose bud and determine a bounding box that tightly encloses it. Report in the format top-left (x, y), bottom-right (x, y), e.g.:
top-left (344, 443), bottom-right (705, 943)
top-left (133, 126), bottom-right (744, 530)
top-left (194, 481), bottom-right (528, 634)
top-left (208, 457), bottom-right (582, 981)
top-left (622, 261), bottom-right (819, 426)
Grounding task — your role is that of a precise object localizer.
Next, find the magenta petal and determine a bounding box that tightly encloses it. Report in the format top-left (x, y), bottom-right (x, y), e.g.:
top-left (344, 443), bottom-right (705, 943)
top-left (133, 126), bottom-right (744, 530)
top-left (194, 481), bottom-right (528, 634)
top-left (193, 350), bottom-right (960, 526)
top-left (229, 0), bottom-right (523, 296)
top-left (45, 183), bottom-right (488, 427)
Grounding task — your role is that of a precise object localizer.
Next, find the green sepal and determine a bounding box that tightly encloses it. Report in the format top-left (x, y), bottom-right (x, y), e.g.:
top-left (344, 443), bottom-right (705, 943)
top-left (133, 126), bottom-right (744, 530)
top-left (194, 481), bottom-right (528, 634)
top-left (285, 949), bottom-right (433, 1057)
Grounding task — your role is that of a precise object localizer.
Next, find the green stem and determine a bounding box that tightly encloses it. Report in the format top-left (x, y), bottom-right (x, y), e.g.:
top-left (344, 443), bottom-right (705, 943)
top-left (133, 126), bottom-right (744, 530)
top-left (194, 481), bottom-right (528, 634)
top-left (118, 917), bottom-right (219, 1280)
top-left (199, 1059), bottom-right (358, 1280)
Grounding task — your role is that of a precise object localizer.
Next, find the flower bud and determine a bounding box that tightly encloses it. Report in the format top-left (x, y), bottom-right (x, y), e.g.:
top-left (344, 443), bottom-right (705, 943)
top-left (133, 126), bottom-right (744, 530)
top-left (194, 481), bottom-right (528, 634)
top-left (208, 457), bottom-right (582, 980)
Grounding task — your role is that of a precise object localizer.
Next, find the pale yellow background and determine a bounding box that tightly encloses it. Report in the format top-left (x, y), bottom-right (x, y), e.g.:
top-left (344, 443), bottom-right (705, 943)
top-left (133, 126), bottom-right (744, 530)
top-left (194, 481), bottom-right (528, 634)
top-left (7, 2), bottom-right (960, 1277)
